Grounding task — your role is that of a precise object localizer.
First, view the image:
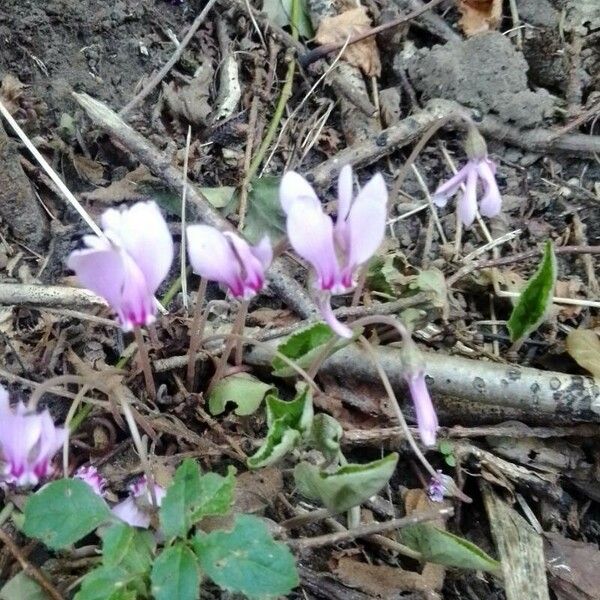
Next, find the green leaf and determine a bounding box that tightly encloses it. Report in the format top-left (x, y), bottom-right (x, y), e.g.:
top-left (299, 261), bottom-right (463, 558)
top-left (208, 373), bottom-right (274, 416)
top-left (310, 413), bottom-right (343, 462)
top-left (193, 514), bottom-right (298, 599)
top-left (401, 524), bottom-right (500, 573)
top-left (0, 572), bottom-right (47, 600)
top-left (75, 566), bottom-right (142, 600)
top-left (272, 322), bottom-right (357, 377)
top-left (101, 523), bottom-right (154, 575)
top-left (243, 176), bottom-right (286, 244)
top-left (151, 543), bottom-right (200, 600)
top-left (247, 423), bottom-right (300, 469)
top-left (294, 453), bottom-right (398, 513)
top-left (199, 186), bottom-right (236, 209)
top-left (262, 0), bottom-right (313, 38)
top-left (507, 241), bottom-right (556, 344)
top-left (160, 459), bottom-right (235, 539)
top-left (23, 479), bottom-right (111, 549)
top-left (438, 440), bottom-right (453, 455)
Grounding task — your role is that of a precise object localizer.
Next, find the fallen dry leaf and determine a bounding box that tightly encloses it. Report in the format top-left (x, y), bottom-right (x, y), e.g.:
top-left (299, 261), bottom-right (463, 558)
top-left (457, 0), bottom-right (502, 36)
top-left (82, 165), bottom-right (160, 203)
top-left (315, 7), bottom-right (381, 78)
top-left (566, 329), bottom-right (600, 380)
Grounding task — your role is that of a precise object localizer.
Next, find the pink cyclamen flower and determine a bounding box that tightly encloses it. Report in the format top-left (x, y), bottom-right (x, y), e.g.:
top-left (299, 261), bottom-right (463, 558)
top-left (186, 225), bottom-right (272, 300)
top-left (112, 476), bottom-right (166, 529)
top-left (406, 371), bottom-right (438, 447)
top-left (67, 201), bottom-right (174, 331)
top-left (427, 470), bottom-right (445, 503)
top-left (75, 465), bottom-right (107, 497)
top-left (280, 166), bottom-right (387, 338)
top-left (0, 386), bottom-right (67, 487)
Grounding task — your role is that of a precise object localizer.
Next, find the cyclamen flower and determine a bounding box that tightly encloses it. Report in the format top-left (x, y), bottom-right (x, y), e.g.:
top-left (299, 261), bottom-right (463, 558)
top-left (75, 465), bottom-right (106, 497)
top-left (67, 201), bottom-right (174, 331)
top-left (112, 475), bottom-right (166, 529)
top-left (433, 128), bottom-right (501, 227)
top-left (406, 371), bottom-right (438, 447)
top-left (0, 386), bottom-right (67, 487)
top-left (186, 226), bottom-right (272, 300)
top-left (280, 166), bottom-right (387, 338)
top-left (427, 470), bottom-right (446, 503)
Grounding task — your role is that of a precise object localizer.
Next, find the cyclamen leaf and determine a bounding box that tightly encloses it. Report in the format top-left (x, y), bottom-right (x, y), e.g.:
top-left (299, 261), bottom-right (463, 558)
top-left (265, 386), bottom-right (313, 432)
top-left (262, 0), bottom-right (314, 38)
top-left (507, 241), bottom-right (556, 344)
top-left (193, 514), bottom-right (298, 599)
top-left (294, 453), bottom-right (398, 513)
top-left (310, 413), bottom-right (343, 462)
top-left (75, 565), bottom-right (141, 600)
top-left (101, 523), bottom-right (155, 575)
top-left (151, 544), bottom-right (200, 600)
top-left (401, 524), bottom-right (500, 573)
top-left (0, 572), bottom-right (46, 600)
top-left (247, 424), bottom-right (300, 469)
top-left (243, 176), bottom-right (286, 244)
top-left (208, 373), bottom-right (274, 416)
top-left (160, 459), bottom-right (235, 539)
top-left (566, 329), bottom-right (600, 379)
top-left (23, 479), bottom-right (111, 550)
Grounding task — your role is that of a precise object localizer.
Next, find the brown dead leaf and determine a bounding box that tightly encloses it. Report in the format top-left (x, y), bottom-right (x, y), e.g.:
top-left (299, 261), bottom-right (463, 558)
top-left (82, 165), bottom-right (160, 203)
top-left (0, 74), bottom-right (26, 115)
top-left (315, 8), bottom-right (381, 77)
top-left (162, 62), bottom-right (213, 125)
top-left (72, 154), bottom-right (105, 185)
top-left (566, 329), bottom-right (600, 380)
top-left (457, 0), bottom-right (502, 36)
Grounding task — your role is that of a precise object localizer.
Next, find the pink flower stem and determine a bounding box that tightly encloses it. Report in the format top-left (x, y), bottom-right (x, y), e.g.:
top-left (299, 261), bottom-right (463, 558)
top-left (234, 299), bottom-right (250, 367)
top-left (133, 327), bottom-right (156, 401)
top-left (350, 266), bottom-right (368, 308)
top-left (186, 277), bottom-right (208, 390)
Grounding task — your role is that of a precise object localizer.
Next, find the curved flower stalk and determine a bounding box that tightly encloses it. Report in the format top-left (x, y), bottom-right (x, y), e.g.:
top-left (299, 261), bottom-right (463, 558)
top-left (405, 371), bottom-right (438, 448)
top-left (75, 465), bottom-right (107, 497)
top-left (433, 127), bottom-right (502, 227)
top-left (280, 166), bottom-right (387, 338)
top-left (0, 386), bottom-right (67, 487)
top-left (67, 201), bottom-right (174, 331)
top-left (112, 475), bottom-right (166, 529)
top-left (186, 225), bottom-right (272, 300)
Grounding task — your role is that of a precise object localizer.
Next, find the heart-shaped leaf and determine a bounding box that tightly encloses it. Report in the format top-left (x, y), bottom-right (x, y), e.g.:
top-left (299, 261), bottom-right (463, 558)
top-left (151, 543), bottom-right (200, 600)
top-left (208, 373), bottom-right (274, 416)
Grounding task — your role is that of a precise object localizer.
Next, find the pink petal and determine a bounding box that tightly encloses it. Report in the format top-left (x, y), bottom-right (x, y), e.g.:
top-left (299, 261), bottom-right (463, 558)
top-left (75, 465), bottom-right (106, 497)
top-left (116, 252), bottom-right (156, 330)
top-left (0, 386), bottom-right (10, 412)
top-left (33, 411), bottom-right (67, 479)
top-left (112, 497), bottom-right (151, 528)
top-left (457, 167), bottom-right (478, 227)
top-left (477, 159), bottom-right (502, 218)
top-left (337, 165), bottom-right (353, 223)
top-left (344, 173), bottom-right (387, 272)
top-left (186, 225), bottom-right (244, 296)
top-left (317, 296), bottom-right (353, 339)
top-left (225, 233), bottom-right (267, 298)
top-left (279, 171), bottom-right (320, 215)
top-left (407, 372), bottom-right (438, 447)
top-left (251, 236), bottom-right (273, 271)
top-left (103, 202), bottom-right (173, 294)
top-left (0, 410), bottom-right (43, 485)
top-left (432, 163), bottom-right (470, 207)
top-left (286, 197), bottom-right (341, 292)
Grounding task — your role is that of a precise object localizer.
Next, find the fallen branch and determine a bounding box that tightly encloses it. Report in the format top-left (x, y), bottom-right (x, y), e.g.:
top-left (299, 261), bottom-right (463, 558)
top-left (0, 283), bottom-right (105, 309)
top-left (73, 92), bottom-right (316, 318)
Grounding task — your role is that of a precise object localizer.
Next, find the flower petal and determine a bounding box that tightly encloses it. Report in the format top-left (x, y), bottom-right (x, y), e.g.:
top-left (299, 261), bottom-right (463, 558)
top-left (477, 159), bottom-right (502, 218)
top-left (186, 225), bottom-right (243, 295)
top-left (337, 165), bottom-right (353, 223)
top-left (112, 497), bottom-right (151, 528)
top-left (457, 166), bottom-right (478, 227)
top-left (317, 296), bottom-right (353, 339)
top-left (286, 198), bottom-right (341, 292)
top-left (432, 163), bottom-right (470, 207)
top-left (118, 253), bottom-right (156, 330)
top-left (225, 232), bottom-right (267, 298)
top-left (407, 373), bottom-right (438, 447)
top-left (279, 171), bottom-right (320, 214)
top-left (33, 411), bottom-right (67, 479)
top-left (344, 172), bottom-right (387, 271)
top-left (251, 236), bottom-right (273, 271)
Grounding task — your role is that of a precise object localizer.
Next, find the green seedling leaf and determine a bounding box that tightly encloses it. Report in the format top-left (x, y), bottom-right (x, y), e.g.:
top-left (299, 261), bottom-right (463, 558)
top-left (507, 241), bottom-right (556, 345)
top-left (151, 543), bottom-right (200, 600)
top-left (262, 0), bottom-right (313, 38)
top-left (438, 440), bottom-right (453, 455)
top-left (24, 479), bottom-right (111, 549)
top-left (401, 524), bottom-right (500, 573)
top-left (101, 523), bottom-right (154, 575)
top-left (199, 186), bottom-right (236, 209)
top-left (208, 373), bottom-right (274, 416)
top-left (0, 572), bottom-right (46, 600)
top-left (160, 459), bottom-right (235, 539)
top-left (272, 322), bottom-right (358, 377)
top-left (193, 514), bottom-right (298, 599)
top-left (310, 413), bottom-right (343, 462)
top-left (294, 453), bottom-right (398, 513)
top-left (243, 176), bottom-right (286, 244)
top-left (566, 328), bottom-right (600, 379)
top-left (75, 566), bottom-right (142, 600)
top-left (247, 423), bottom-right (300, 469)
top-left (411, 268), bottom-right (448, 315)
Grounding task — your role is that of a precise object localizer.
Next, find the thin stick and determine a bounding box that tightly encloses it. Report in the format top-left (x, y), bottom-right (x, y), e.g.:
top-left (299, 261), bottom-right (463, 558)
top-left (180, 126), bottom-right (192, 310)
top-left (119, 0), bottom-right (218, 116)
top-left (288, 507), bottom-right (453, 549)
top-left (133, 327), bottom-right (156, 400)
top-left (0, 528), bottom-right (64, 600)
top-left (234, 300), bottom-right (250, 367)
top-left (63, 385), bottom-right (89, 477)
top-left (186, 278), bottom-right (208, 390)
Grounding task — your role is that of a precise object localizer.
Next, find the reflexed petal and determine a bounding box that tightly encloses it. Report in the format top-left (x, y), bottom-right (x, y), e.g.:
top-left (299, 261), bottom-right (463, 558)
top-left (118, 253), bottom-right (156, 330)
top-left (286, 199), bottom-right (340, 291)
top-left (75, 465), bottom-right (106, 496)
top-left (251, 236), bottom-right (273, 271)
top-left (317, 296), bottom-right (353, 339)
top-left (345, 173), bottom-right (387, 271)
top-left (225, 233), bottom-right (267, 298)
top-left (33, 411), bottom-right (67, 478)
top-left (407, 373), bottom-right (438, 447)
top-left (457, 167), bottom-right (478, 227)
top-left (187, 225), bottom-right (243, 295)
top-left (112, 497), bottom-right (151, 528)
top-left (432, 163), bottom-right (470, 207)
top-left (337, 165), bottom-right (353, 223)
top-left (477, 159), bottom-right (502, 218)
top-left (0, 412), bottom-right (42, 485)
top-left (279, 171), bottom-right (320, 214)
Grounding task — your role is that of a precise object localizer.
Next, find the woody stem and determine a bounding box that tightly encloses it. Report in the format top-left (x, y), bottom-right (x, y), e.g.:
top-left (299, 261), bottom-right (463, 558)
top-left (134, 327), bottom-right (156, 401)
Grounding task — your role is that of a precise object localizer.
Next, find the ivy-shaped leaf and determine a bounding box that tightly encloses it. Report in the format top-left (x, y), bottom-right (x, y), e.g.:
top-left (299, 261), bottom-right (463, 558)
top-left (75, 566), bottom-right (142, 600)
top-left (208, 373), bottom-right (274, 416)
top-left (101, 523), bottom-right (155, 575)
top-left (310, 413), bottom-right (343, 462)
top-left (243, 176), bottom-right (286, 244)
top-left (23, 479), bottom-right (112, 549)
top-left (507, 241), bottom-right (556, 345)
top-left (294, 453), bottom-right (398, 513)
top-left (193, 514), bottom-right (298, 599)
top-left (151, 543), bottom-right (200, 600)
